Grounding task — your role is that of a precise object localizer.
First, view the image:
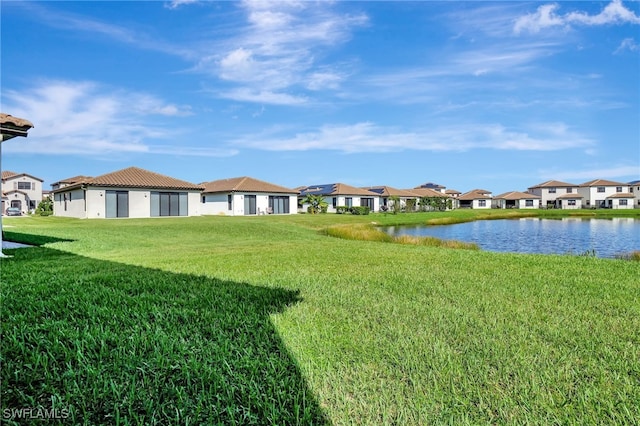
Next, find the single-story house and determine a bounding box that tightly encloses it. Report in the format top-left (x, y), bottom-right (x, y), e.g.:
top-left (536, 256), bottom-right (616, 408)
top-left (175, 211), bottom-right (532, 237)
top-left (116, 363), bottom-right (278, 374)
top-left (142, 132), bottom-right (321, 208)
top-left (493, 191), bottom-right (541, 209)
top-left (200, 176), bottom-right (298, 216)
top-left (52, 167), bottom-right (203, 218)
top-left (555, 193), bottom-right (584, 210)
top-left (407, 187), bottom-right (453, 210)
top-left (298, 183), bottom-right (379, 213)
top-left (577, 179), bottom-right (633, 209)
top-left (1, 171), bottom-right (44, 214)
top-left (362, 186), bottom-right (418, 212)
top-left (527, 180), bottom-right (579, 209)
top-left (458, 189), bottom-right (492, 209)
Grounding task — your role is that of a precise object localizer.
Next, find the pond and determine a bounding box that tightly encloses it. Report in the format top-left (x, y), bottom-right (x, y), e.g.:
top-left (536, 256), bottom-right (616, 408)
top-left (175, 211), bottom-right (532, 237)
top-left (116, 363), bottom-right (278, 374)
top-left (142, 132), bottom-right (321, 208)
top-left (383, 218), bottom-right (640, 258)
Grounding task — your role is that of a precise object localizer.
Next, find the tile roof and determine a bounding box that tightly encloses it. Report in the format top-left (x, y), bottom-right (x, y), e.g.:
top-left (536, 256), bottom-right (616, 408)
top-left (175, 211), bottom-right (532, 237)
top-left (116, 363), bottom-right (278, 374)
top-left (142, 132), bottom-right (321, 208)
top-left (0, 113), bottom-right (34, 129)
top-left (606, 193), bottom-right (635, 199)
top-left (1, 171), bottom-right (44, 182)
top-left (1, 171), bottom-right (18, 180)
top-left (458, 189), bottom-right (493, 201)
top-left (53, 167), bottom-right (203, 192)
top-left (201, 176), bottom-right (298, 194)
top-left (299, 183), bottom-right (376, 196)
top-left (415, 182), bottom-right (446, 189)
top-left (580, 179), bottom-right (627, 187)
top-left (556, 193), bottom-right (584, 199)
top-left (51, 175), bottom-right (93, 186)
top-left (493, 191), bottom-right (541, 200)
top-left (362, 186), bottom-right (418, 197)
top-left (407, 187), bottom-right (449, 198)
top-left (528, 180), bottom-right (577, 188)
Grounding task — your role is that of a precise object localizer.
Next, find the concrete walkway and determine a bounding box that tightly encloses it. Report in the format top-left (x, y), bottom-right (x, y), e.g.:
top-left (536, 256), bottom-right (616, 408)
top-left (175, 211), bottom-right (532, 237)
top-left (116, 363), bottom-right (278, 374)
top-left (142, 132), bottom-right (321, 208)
top-left (2, 241), bottom-right (34, 249)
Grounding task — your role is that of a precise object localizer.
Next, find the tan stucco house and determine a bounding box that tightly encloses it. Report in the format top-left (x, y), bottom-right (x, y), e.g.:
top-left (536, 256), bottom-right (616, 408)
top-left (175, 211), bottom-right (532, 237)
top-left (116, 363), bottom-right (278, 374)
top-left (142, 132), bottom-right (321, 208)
top-left (52, 167), bottom-right (203, 218)
top-left (493, 191), bottom-right (541, 209)
top-left (577, 179), bottom-right (634, 209)
top-left (527, 180), bottom-right (579, 209)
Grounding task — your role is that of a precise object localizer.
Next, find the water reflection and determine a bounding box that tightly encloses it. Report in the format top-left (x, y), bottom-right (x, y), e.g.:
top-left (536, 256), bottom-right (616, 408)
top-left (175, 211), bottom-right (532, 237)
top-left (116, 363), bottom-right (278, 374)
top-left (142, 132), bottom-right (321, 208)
top-left (384, 218), bottom-right (640, 258)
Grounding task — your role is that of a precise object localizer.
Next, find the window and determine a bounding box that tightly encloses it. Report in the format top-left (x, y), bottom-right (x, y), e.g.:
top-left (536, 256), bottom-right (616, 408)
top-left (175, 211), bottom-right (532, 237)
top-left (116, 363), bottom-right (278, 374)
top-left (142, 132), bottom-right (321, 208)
top-left (616, 187), bottom-right (623, 193)
top-left (620, 199), bottom-right (628, 206)
top-left (332, 197), bottom-right (337, 208)
top-left (17, 182), bottom-right (31, 190)
top-left (269, 196), bottom-right (290, 214)
top-left (360, 197), bottom-right (374, 210)
top-left (227, 194), bottom-right (232, 210)
top-left (566, 188), bottom-right (573, 193)
top-left (568, 200), bottom-right (576, 206)
top-left (525, 200), bottom-right (534, 207)
top-left (345, 197), bottom-right (352, 207)
top-left (151, 192), bottom-right (187, 217)
top-left (548, 188), bottom-right (556, 194)
top-left (597, 187), bottom-right (605, 193)
top-left (478, 200), bottom-right (487, 207)
top-left (244, 195), bottom-right (256, 215)
top-left (106, 190), bottom-right (129, 218)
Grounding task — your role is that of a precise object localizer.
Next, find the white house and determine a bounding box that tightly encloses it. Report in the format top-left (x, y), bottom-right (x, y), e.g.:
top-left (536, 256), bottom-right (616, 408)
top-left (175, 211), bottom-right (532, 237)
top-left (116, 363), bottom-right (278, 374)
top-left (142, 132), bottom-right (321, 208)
top-left (527, 180), bottom-right (579, 209)
top-left (493, 191), bottom-right (541, 209)
top-left (577, 179), bottom-right (633, 209)
top-left (52, 167), bottom-right (203, 219)
top-left (200, 176), bottom-right (298, 216)
top-left (363, 186), bottom-right (418, 212)
top-left (629, 180), bottom-right (640, 209)
top-left (1, 171), bottom-right (44, 214)
top-left (298, 183), bottom-right (379, 213)
top-left (555, 193), bottom-right (585, 210)
top-left (458, 189), bottom-right (492, 209)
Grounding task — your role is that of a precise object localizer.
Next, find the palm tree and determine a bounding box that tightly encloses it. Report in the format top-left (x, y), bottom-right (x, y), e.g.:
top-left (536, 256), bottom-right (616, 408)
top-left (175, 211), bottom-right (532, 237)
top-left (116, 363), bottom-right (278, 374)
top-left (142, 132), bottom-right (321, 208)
top-left (302, 194), bottom-right (328, 214)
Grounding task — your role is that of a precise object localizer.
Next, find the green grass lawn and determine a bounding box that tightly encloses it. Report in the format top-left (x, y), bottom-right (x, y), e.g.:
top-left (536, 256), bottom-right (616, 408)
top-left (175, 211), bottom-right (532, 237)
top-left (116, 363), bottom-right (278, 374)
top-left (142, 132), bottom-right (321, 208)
top-left (2, 211), bottom-right (639, 425)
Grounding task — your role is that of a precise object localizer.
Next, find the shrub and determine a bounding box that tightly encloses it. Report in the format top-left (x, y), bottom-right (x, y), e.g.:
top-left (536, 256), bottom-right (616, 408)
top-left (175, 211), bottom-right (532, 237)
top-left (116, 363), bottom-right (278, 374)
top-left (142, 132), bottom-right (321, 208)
top-left (36, 198), bottom-right (53, 216)
top-left (336, 206), bottom-right (350, 214)
top-left (350, 206), bottom-right (370, 215)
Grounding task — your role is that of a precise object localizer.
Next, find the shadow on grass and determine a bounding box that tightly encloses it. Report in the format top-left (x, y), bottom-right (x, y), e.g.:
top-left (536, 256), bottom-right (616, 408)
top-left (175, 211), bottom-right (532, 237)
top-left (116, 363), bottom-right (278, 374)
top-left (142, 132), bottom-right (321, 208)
top-left (2, 231), bottom-right (75, 246)
top-left (1, 247), bottom-right (328, 425)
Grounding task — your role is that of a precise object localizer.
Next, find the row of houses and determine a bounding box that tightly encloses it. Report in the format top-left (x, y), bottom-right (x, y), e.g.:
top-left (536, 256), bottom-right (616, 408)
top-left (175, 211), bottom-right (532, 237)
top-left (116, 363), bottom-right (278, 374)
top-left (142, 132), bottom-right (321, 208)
top-left (2, 166), bottom-right (639, 218)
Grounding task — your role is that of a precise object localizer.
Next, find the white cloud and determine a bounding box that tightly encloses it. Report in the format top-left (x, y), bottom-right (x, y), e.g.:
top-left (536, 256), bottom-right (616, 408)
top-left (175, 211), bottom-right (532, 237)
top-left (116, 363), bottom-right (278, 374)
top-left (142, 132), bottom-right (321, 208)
top-left (1, 80), bottom-right (232, 157)
top-left (165, 0), bottom-right (198, 10)
top-left (514, 0), bottom-right (640, 34)
top-left (542, 165), bottom-right (640, 182)
top-left (230, 121), bottom-right (595, 154)
top-left (615, 37), bottom-right (640, 53)
top-left (195, 1), bottom-right (368, 104)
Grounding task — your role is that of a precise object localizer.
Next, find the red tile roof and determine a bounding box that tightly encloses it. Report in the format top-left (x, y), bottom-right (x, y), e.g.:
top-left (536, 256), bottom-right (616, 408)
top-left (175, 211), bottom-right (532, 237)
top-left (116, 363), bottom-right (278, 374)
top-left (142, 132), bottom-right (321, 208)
top-left (493, 191), bottom-right (540, 200)
top-left (580, 179), bottom-right (627, 187)
top-left (529, 180), bottom-right (577, 188)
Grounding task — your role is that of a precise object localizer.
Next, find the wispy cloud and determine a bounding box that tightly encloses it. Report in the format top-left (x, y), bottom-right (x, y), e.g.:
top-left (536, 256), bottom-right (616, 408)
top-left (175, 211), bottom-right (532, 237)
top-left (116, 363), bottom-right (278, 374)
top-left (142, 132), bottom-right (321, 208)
top-left (165, 0), bottom-right (199, 10)
top-left (615, 37), bottom-right (640, 53)
top-left (196, 1), bottom-right (368, 105)
top-left (541, 165), bottom-right (640, 182)
top-left (1, 80), bottom-right (235, 157)
top-left (231, 121), bottom-right (595, 154)
top-left (514, 0), bottom-right (640, 34)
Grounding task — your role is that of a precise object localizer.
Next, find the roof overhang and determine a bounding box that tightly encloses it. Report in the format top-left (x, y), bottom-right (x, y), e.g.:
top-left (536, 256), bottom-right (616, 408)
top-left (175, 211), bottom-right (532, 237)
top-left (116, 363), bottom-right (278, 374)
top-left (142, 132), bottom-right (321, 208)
top-left (0, 114), bottom-right (34, 142)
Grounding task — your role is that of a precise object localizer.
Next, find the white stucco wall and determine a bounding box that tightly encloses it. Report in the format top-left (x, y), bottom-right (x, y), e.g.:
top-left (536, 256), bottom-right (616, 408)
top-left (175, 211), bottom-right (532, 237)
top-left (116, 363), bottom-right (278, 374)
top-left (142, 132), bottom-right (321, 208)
top-left (578, 185), bottom-right (630, 208)
top-left (202, 192), bottom-right (297, 216)
top-left (53, 189), bottom-right (87, 218)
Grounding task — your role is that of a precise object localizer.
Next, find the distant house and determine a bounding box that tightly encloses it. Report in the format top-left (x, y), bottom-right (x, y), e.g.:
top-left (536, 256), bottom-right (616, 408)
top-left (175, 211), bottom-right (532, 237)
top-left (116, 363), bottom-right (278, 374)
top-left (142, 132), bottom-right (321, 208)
top-left (577, 179), bottom-right (633, 209)
top-left (527, 180), bottom-right (579, 209)
top-left (493, 191), bottom-right (541, 209)
top-left (52, 167), bottom-right (203, 218)
top-left (51, 175), bottom-right (93, 191)
top-left (555, 193), bottom-right (585, 210)
top-left (298, 183), bottom-right (379, 213)
top-left (1, 171), bottom-right (44, 214)
top-left (458, 189), bottom-right (492, 209)
top-left (414, 182), bottom-right (447, 194)
top-left (407, 187), bottom-right (453, 210)
top-left (363, 186), bottom-right (418, 212)
top-left (200, 176), bottom-right (298, 216)
top-left (629, 180), bottom-right (640, 209)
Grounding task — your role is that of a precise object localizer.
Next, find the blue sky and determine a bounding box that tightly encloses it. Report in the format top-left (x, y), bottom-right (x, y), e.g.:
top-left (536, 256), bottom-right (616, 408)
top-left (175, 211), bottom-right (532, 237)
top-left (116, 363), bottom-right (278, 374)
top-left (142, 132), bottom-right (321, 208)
top-left (2, 0), bottom-right (639, 194)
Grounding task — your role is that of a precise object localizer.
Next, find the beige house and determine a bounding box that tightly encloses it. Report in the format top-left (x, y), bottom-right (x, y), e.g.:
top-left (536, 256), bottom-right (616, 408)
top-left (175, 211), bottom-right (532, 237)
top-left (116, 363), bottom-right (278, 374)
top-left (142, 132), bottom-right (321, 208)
top-left (493, 191), bottom-right (541, 209)
top-left (527, 180), bottom-right (579, 209)
top-left (298, 183), bottom-right (379, 213)
top-left (1, 171), bottom-right (44, 214)
top-left (630, 180), bottom-right (640, 209)
top-left (407, 187), bottom-right (453, 210)
top-left (201, 176), bottom-right (298, 216)
top-left (458, 189), bottom-right (492, 209)
top-left (577, 179), bottom-right (633, 209)
top-left (52, 167), bottom-right (203, 218)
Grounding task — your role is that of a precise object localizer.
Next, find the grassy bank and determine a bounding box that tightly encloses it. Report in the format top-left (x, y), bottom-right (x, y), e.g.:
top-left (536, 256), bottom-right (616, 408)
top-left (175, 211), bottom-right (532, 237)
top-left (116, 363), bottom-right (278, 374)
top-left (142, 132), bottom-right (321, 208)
top-left (2, 211), bottom-right (639, 424)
